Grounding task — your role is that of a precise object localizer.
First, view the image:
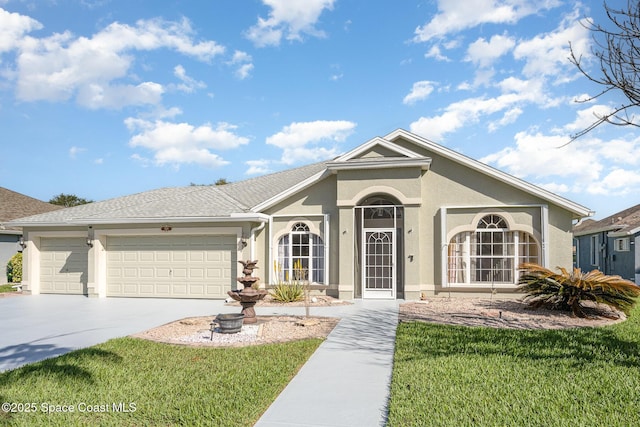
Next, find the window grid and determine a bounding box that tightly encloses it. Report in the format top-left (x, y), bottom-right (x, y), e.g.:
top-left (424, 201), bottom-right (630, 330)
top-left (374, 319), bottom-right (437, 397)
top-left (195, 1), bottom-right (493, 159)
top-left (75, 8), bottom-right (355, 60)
top-left (277, 223), bottom-right (324, 284)
top-left (447, 215), bottom-right (539, 286)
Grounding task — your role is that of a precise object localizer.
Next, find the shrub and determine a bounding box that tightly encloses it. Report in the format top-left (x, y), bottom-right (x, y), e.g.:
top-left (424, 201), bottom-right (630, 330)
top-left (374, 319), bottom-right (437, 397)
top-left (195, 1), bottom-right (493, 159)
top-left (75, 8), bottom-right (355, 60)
top-left (6, 252), bottom-right (23, 283)
top-left (517, 262), bottom-right (640, 317)
top-left (271, 259), bottom-right (310, 305)
top-left (270, 282), bottom-right (304, 303)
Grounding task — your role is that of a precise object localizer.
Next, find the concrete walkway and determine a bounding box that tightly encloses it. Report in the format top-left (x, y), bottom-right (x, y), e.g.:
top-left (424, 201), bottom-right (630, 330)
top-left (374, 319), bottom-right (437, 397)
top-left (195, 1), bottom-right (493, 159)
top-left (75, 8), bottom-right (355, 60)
top-left (255, 300), bottom-right (400, 427)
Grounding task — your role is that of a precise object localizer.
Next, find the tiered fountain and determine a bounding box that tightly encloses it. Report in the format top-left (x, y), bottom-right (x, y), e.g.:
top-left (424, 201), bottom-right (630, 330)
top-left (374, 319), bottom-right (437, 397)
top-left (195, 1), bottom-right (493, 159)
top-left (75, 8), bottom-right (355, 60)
top-left (227, 260), bottom-right (268, 324)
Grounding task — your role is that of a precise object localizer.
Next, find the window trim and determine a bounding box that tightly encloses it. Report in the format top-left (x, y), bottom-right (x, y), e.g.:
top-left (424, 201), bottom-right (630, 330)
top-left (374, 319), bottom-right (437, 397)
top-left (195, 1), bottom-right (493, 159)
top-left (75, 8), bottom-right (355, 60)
top-left (590, 235), bottom-right (599, 266)
top-left (614, 237), bottom-right (630, 252)
top-left (447, 214), bottom-right (540, 286)
top-left (276, 222), bottom-right (325, 284)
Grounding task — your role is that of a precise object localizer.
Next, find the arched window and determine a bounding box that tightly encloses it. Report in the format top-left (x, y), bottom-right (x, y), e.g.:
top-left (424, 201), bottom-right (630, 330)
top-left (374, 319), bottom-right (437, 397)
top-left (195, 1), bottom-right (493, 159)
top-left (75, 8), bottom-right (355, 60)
top-left (277, 222), bottom-right (325, 284)
top-left (448, 214), bottom-right (539, 285)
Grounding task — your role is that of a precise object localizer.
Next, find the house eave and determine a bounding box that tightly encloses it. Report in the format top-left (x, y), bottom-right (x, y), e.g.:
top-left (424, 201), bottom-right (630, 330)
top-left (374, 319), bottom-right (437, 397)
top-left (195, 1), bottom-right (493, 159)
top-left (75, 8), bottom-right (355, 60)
top-left (11, 213), bottom-right (270, 228)
top-left (573, 224), bottom-right (622, 237)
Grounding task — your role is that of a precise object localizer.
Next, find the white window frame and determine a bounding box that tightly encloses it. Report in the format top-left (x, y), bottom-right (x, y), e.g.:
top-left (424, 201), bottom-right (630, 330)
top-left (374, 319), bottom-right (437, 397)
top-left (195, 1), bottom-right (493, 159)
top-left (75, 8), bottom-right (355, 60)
top-left (447, 215), bottom-right (539, 286)
top-left (590, 235), bottom-right (599, 266)
top-left (614, 237), bottom-right (630, 252)
top-left (277, 222), bottom-right (325, 284)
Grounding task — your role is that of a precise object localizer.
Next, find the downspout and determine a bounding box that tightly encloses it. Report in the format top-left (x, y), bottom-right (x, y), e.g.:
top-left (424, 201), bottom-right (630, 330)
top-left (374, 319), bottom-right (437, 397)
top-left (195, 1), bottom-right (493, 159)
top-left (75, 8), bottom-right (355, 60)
top-left (441, 207), bottom-right (448, 288)
top-left (541, 205), bottom-right (549, 268)
top-left (249, 221), bottom-right (266, 261)
top-left (324, 213), bottom-right (330, 286)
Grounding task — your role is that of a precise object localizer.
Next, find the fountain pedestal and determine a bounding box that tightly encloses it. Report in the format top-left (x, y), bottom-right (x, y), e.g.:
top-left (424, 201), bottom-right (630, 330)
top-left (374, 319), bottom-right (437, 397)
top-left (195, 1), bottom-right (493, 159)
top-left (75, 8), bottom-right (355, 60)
top-left (227, 260), bottom-right (267, 324)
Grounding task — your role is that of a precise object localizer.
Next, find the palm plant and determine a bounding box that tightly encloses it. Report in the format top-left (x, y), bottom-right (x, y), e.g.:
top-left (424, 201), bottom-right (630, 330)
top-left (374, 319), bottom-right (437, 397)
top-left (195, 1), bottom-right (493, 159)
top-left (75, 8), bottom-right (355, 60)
top-left (517, 262), bottom-right (640, 317)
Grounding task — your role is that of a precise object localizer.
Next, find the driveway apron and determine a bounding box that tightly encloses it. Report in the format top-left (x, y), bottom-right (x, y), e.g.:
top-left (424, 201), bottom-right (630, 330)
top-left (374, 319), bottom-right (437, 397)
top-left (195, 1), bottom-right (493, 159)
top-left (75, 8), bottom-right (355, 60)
top-left (0, 295), bottom-right (227, 372)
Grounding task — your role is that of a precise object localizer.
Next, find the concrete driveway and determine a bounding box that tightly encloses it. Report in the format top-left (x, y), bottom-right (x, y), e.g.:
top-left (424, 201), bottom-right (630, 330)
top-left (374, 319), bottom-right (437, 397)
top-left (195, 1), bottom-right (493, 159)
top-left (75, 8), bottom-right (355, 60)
top-left (0, 294), bottom-right (235, 372)
top-left (0, 294), bottom-right (355, 373)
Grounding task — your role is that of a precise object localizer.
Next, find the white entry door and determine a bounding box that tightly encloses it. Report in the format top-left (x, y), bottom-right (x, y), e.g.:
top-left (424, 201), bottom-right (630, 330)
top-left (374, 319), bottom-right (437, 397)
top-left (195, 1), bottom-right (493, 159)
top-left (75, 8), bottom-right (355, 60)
top-left (362, 229), bottom-right (395, 299)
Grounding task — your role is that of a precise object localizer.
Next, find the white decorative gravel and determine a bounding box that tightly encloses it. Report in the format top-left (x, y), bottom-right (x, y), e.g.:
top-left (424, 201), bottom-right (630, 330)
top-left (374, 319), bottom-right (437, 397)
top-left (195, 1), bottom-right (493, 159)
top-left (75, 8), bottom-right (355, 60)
top-left (177, 325), bottom-right (260, 344)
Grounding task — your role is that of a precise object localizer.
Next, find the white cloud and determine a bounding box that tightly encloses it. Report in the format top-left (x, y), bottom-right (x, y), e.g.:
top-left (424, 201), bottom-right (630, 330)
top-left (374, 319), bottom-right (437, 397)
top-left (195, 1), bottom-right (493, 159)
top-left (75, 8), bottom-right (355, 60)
top-left (69, 146), bottom-right (86, 159)
top-left (172, 65), bottom-right (206, 93)
top-left (0, 8), bottom-right (42, 52)
top-left (228, 50), bottom-right (253, 79)
top-left (513, 9), bottom-right (590, 80)
top-left (466, 33), bottom-right (515, 67)
top-left (10, 14), bottom-right (223, 107)
top-left (414, 0), bottom-right (560, 42)
top-left (481, 130), bottom-right (602, 182)
top-left (245, 159), bottom-right (273, 175)
top-left (403, 81), bottom-right (435, 105)
top-left (410, 82), bottom-right (542, 140)
top-left (425, 45), bottom-right (450, 62)
top-left (125, 119), bottom-right (249, 168)
top-left (487, 107), bottom-right (522, 132)
top-left (245, 0), bottom-right (335, 47)
top-left (588, 169), bottom-right (640, 195)
top-left (480, 119), bottom-right (640, 197)
top-left (558, 103), bottom-right (614, 134)
top-left (76, 81), bottom-right (164, 109)
top-left (267, 120), bottom-right (356, 164)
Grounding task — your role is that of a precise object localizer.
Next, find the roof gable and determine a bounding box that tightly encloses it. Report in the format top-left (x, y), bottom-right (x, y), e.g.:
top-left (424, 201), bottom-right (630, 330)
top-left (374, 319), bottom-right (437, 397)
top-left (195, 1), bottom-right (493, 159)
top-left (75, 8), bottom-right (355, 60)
top-left (383, 129), bottom-right (592, 219)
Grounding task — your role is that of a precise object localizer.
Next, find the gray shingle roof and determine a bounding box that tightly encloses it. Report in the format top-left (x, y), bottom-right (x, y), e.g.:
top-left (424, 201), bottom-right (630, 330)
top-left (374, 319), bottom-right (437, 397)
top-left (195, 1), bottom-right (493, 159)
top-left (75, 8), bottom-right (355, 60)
top-left (573, 203), bottom-right (640, 236)
top-left (8, 161), bottom-right (329, 226)
top-left (0, 187), bottom-right (63, 230)
top-left (217, 161), bottom-right (328, 209)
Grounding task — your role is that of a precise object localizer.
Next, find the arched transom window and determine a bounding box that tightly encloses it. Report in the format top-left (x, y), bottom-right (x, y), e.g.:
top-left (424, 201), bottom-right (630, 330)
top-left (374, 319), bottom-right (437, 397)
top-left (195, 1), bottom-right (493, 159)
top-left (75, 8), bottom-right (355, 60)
top-left (277, 222), bottom-right (325, 284)
top-left (448, 214), bottom-right (539, 285)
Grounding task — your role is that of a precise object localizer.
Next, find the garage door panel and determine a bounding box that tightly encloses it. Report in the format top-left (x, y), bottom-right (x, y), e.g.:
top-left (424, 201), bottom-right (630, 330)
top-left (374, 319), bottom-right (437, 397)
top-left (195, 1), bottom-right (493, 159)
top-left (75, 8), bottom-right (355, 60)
top-left (106, 235), bottom-right (235, 299)
top-left (40, 237), bottom-right (88, 295)
top-left (189, 268), bottom-right (204, 279)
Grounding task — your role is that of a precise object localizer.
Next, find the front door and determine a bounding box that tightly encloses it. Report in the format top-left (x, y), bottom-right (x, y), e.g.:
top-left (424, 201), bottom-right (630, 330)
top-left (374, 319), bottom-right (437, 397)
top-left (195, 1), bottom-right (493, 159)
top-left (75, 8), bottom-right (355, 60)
top-left (362, 229), bottom-right (395, 299)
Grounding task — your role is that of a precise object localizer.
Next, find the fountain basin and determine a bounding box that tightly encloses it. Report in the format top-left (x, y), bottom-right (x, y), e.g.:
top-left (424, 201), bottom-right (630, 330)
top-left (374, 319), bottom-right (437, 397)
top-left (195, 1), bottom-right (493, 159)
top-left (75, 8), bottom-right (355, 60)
top-left (212, 313), bottom-right (245, 336)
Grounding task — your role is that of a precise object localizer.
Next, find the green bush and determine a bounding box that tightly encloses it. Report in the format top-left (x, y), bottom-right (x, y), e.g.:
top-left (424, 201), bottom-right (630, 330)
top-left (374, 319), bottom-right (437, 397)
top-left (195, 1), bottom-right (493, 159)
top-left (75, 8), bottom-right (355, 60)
top-left (270, 282), bottom-right (304, 302)
top-left (6, 252), bottom-right (22, 283)
top-left (517, 262), bottom-right (640, 317)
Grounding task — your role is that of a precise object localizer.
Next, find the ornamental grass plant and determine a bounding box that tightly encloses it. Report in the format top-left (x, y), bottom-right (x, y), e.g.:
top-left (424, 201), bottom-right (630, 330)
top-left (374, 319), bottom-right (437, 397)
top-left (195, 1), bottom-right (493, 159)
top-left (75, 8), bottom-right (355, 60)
top-left (517, 262), bottom-right (640, 317)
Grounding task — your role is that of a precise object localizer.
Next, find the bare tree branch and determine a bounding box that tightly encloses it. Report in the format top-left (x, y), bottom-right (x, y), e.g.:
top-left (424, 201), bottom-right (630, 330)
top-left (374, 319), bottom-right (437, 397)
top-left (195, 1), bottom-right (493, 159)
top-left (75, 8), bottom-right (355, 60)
top-left (569, 1), bottom-right (640, 141)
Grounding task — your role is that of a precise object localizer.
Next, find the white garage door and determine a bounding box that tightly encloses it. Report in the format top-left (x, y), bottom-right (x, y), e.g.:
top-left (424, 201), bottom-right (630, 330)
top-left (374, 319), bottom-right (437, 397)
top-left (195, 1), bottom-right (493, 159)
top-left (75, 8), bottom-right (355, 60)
top-left (40, 237), bottom-right (88, 294)
top-left (106, 235), bottom-right (236, 299)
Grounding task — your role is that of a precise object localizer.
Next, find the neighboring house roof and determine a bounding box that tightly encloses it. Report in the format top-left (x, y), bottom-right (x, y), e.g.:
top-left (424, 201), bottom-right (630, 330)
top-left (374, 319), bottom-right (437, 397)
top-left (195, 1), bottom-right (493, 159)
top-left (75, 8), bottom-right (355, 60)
top-left (8, 129), bottom-right (592, 227)
top-left (573, 203), bottom-right (640, 237)
top-left (0, 187), bottom-right (63, 232)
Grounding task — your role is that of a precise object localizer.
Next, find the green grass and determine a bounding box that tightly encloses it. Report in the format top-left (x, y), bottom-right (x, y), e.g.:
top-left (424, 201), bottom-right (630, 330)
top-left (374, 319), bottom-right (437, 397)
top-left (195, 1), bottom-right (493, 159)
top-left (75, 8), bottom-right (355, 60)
top-left (0, 284), bottom-right (17, 293)
top-left (388, 308), bottom-right (640, 426)
top-left (0, 337), bottom-right (322, 426)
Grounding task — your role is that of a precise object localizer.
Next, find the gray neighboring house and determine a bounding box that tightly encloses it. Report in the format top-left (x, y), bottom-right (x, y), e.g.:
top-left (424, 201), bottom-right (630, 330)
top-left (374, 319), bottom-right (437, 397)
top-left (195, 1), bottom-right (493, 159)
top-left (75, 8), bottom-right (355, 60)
top-left (8, 129), bottom-right (592, 300)
top-left (0, 187), bottom-right (63, 278)
top-left (573, 203), bottom-right (640, 284)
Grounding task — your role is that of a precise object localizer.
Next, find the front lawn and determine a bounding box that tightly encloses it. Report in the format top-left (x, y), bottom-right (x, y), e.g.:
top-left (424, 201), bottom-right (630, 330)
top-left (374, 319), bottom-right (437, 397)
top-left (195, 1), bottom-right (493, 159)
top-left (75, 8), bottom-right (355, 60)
top-left (0, 337), bottom-right (322, 426)
top-left (388, 308), bottom-right (640, 426)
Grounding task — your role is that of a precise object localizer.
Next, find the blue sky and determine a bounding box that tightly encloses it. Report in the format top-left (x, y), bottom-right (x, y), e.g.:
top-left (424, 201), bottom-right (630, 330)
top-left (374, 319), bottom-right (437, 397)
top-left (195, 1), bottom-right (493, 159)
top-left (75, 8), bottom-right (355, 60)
top-left (1, 0), bottom-right (638, 220)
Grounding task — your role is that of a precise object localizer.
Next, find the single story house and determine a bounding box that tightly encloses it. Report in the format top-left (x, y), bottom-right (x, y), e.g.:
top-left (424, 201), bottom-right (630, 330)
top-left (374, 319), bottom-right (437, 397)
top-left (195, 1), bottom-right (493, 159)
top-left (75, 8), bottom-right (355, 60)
top-left (574, 203), bottom-right (640, 284)
top-left (9, 129), bottom-right (592, 300)
top-left (0, 187), bottom-right (63, 276)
